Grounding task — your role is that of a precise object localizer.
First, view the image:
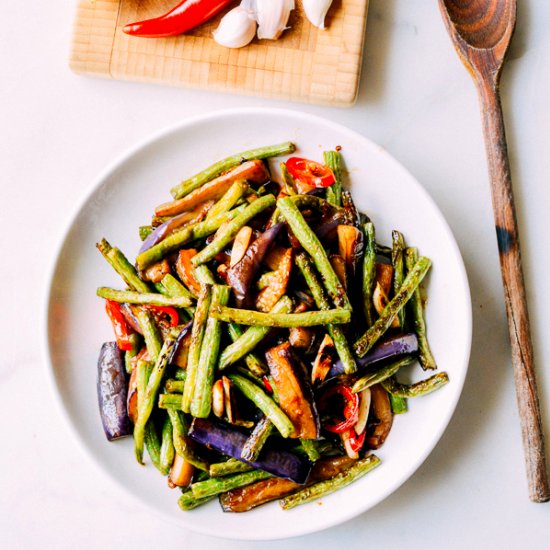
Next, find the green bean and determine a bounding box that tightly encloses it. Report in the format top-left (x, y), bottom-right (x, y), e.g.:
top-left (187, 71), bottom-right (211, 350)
top-left (351, 357), bottom-right (415, 393)
top-left (96, 288), bottom-right (193, 308)
top-left (405, 247), bottom-right (437, 370)
top-left (136, 204), bottom-right (246, 270)
top-left (139, 225), bottom-right (154, 241)
top-left (124, 333), bottom-right (141, 374)
top-left (228, 374), bottom-right (294, 438)
top-left (134, 338), bottom-right (175, 464)
top-left (354, 256), bottom-right (432, 357)
top-left (191, 469), bottom-right (272, 499)
top-left (362, 222), bottom-right (376, 328)
top-left (205, 179), bottom-right (249, 221)
top-left (159, 415), bottom-right (175, 475)
top-left (295, 252), bottom-right (356, 374)
top-left (280, 162), bottom-right (297, 195)
top-left (191, 195), bottom-right (276, 266)
top-left (174, 368), bottom-right (187, 381)
top-left (134, 361), bottom-right (153, 464)
top-left (135, 308), bottom-right (162, 363)
top-left (170, 142), bottom-right (295, 199)
top-left (219, 297), bottom-right (293, 370)
top-left (278, 197), bottom-right (351, 310)
top-left (392, 230), bottom-right (406, 329)
top-left (211, 305), bottom-right (350, 327)
top-left (241, 416), bottom-right (273, 462)
top-left (166, 408), bottom-right (209, 471)
top-left (158, 393), bottom-right (183, 409)
top-left (178, 491), bottom-right (214, 511)
top-left (160, 273), bottom-right (196, 318)
top-left (323, 150), bottom-right (342, 207)
top-left (96, 239), bottom-right (151, 293)
top-left (182, 285), bottom-right (211, 413)
top-left (209, 458), bottom-right (253, 477)
top-left (194, 264), bottom-right (217, 285)
top-left (165, 379), bottom-right (185, 393)
top-left (382, 372), bottom-right (449, 397)
top-left (389, 392), bottom-right (408, 414)
top-left (227, 323), bottom-right (267, 376)
top-left (300, 439), bottom-right (321, 462)
top-left (191, 285), bottom-right (230, 418)
top-left (280, 455), bottom-right (381, 510)
top-left (144, 421), bottom-right (162, 472)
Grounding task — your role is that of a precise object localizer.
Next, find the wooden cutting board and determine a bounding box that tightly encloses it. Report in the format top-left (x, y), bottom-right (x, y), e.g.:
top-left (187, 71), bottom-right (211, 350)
top-left (70, 0), bottom-right (369, 106)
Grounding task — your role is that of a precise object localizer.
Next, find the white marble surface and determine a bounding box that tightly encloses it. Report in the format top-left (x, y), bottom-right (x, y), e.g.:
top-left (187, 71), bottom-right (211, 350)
top-left (2, 0), bottom-right (549, 547)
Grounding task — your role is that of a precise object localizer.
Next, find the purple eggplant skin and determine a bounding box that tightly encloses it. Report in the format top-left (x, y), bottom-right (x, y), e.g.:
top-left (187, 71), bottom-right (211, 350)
top-left (168, 321), bottom-right (193, 365)
top-left (341, 190), bottom-right (362, 229)
top-left (314, 210), bottom-right (347, 241)
top-left (227, 223), bottom-right (283, 306)
top-left (328, 333), bottom-right (419, 378)
top-left (189, 418), bottom-right (312, 484)
top-left (97, 342), bottom-right (132, 441)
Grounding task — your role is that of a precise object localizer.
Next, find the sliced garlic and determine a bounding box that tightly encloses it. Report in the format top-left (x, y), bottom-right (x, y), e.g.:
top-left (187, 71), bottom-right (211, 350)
top-left (302, 0), bottom-right (334, 30)
top-left (213, 5), bottom-right (257, 49)
top-left (244, 0), bottom-right (295, 40)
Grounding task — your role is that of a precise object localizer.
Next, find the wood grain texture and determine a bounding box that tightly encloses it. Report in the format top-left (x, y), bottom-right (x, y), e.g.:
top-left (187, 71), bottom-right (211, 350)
top-left (439, 0), bottom-right (549, 503)
top-left (70, 0), bottom-right (369, 106)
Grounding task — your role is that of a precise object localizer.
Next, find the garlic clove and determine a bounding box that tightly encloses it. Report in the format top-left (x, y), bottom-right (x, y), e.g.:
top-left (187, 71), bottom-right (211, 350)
top-left (213, 6), bottom-right (257, 49)
top-left (247, 0), bottom-right (294, 41)
top-left (302, 0), bottom-right (334, 30)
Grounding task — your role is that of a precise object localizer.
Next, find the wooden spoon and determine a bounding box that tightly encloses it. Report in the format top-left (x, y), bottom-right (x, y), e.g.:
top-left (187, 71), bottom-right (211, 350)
top-left (439, 0), bottom-right (549, 502)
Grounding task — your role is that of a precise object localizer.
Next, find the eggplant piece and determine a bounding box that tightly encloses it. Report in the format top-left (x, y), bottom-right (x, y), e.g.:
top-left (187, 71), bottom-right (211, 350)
top-left (341, 189), bottom-right (362, 228)
top-left (168, 321), bottom-right (193, 368)
top-left (255, 248), bottom-right (293, 312)
top-left (266, 342), bottom-right (320, 439)
top-left (376, 262), bottom-right (394, 296)
top-left (366, 384), bottom-right (393, 449)
top-left (227, 223), bottom-right (283, 305)
top-left (126, 366), bottom-right (138, 424)
top-left (219, 455), bottom-right (356, 512)
top-left (311, 334), bottom-right (336, 384)
top-left (329, 333), bottom-right (419, 377)
top-left (120, 304), bottom-right (143, 335)
top-left (337, 225), bottom-right (364, 280)
top-left (188, 418), bottom-right (312, 484)
top-left (97, 342), bottom-right (131, 441)
top-left (314, 209), bottom-right (347, 241)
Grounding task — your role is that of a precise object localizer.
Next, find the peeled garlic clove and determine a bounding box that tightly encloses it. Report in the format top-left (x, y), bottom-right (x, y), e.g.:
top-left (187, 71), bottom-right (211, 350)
top-left (248, 0), bottom-right (294, 40)
top-left (213, 6), bottom-right (257, 49)
top-left (302, 0), bottom-right (333, 30)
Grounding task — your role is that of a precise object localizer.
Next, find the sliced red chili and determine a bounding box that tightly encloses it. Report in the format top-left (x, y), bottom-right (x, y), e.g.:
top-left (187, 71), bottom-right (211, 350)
top-left (346, 428), bottom-right (366, 453)
top-left (105, 300), bottom-right (134, 351)
top-left (318, 383), bottom-right (359, 433)
top-left (262, 376), bottom-right (273, 394)
top-left (147, 305), bottom-right (179, 327)
top-left (285, 157), bottom-right (336, 189)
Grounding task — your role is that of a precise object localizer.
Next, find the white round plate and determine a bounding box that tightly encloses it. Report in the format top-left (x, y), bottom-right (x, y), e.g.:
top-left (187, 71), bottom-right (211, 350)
top-left (44, 108), bottom-right (471, 540)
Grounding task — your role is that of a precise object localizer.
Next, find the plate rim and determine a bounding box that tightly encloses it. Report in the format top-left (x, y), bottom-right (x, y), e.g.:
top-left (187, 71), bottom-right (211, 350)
top-left (42, 107), bottom-right (472, 540)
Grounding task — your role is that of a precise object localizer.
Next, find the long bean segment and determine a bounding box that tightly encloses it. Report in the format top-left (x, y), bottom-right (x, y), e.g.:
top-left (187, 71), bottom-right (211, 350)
top-left (278, 197), bottom-right (351, 310)
top-left (182, 285), bottom-right (211, 413)
top-left (170, 142), bottom-right (295, 199)
top-left (351, 357), bottom-right (415, 394)
top-left (96, 239), bottom-right (151, 293)
top-left (212, 306), bottom-right (350, 327)
top-left (190, 285), bottom-right (230, 418)
top-left (296, 252), bottom-right (356, 374)
top-left (382, 372), bottom-right (449, 397)
top-left (354, 256), bottom-right (432, 357)
top-left (205, 179), bottom-right (248, 221)
top-left (209, 458), bottom-right (253, 477)
top-left (135, 308), bottom-right (162, 363)
top-left (323, 150), bottom-right (342, 207)
top-left (191, 195), bottom-right (276, 266)
top-left (219, 296), bottom-right (293, 369)
top-left (178, 491), bottom-right (215, 511)
top-left (405, 247), bottom-right (437, 370)
top-left (136, 204), bottom-right (246, 270)
top-left (241, 416), bottom-right (273, 462)
top-left (362, 222), bottom-right (376, 328)
top-left (280, 455), bottom-right (381, 510)
top-left (166, 408), bottom-right (209, 471)
top-left (191, 469), bottom-right (272, 499)
top-left (228, 374), bottom-right (295, 438)
top-left (392, 230), bottom-right (406, 329)
top-left (227, 323), bottom-right (267, 376)
top-left (96, 288), bottom-right (193, 308)
top-left (159, 415), bottom-right (175, 475)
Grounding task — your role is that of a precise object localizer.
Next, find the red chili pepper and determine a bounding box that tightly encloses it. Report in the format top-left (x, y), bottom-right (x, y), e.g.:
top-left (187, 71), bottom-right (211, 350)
top-left (285, 157), bottom-right (336, 189)
top-left (262, 376), bottom-right (273, 394)
top-left (105, 300), bottom-right (134, 351)
top-left (147, 305), bottom-right (180, 327)
top-left (123, 0), bottom-right (234, 38)
top-left (318, 384), bottom-right (359, 433)
top-left (346, 428), bottom-right (366, 453)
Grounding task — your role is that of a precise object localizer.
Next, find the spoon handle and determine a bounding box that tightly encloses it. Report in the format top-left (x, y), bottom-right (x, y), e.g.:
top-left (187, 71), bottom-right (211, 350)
top-left (477, 82), bottom-right (549, 503)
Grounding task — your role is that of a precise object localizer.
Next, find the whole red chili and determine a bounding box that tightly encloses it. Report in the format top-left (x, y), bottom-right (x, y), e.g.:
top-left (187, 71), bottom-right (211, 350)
top-left (105, 300), bottom-right (134, 351)
top-left (318, 383), bottom-right (359, 433)
top-left (123, 0), bottom-right (234, 38)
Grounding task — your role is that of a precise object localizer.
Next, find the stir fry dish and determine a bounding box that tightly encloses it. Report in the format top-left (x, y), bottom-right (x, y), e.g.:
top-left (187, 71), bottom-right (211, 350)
top-left (95, 142), bottom-right (449, 512)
